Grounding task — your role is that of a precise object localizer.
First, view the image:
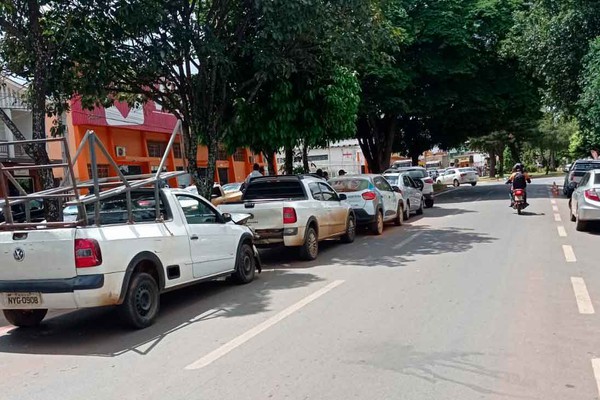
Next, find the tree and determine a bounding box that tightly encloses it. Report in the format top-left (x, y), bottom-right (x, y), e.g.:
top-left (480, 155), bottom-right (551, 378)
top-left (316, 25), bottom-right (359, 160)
top-left (0, 0), bottom-right (97, 220)
top-left (577, 38), bottom-right (600, 154)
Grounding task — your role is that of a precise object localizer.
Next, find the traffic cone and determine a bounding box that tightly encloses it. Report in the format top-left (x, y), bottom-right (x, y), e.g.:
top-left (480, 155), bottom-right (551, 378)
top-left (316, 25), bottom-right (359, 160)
top-left (551, 182), bottom-right (559, 196)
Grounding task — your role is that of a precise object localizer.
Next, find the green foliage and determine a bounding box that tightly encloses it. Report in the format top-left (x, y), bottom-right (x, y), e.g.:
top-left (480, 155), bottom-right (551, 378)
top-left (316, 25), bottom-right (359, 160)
top-left (577, 38), bottom-right (600, 152)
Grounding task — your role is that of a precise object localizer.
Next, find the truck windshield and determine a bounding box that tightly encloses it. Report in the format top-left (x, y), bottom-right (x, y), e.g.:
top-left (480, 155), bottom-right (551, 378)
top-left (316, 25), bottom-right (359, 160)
top-left (243, 180), bottom-right (306, 201)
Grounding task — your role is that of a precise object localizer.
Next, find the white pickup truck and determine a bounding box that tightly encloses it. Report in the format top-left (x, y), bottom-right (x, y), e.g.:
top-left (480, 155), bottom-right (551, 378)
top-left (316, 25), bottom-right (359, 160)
top-left (0, 188), bottom-right (260, 329)
top-left (219, 175), bottom-right (355, 261)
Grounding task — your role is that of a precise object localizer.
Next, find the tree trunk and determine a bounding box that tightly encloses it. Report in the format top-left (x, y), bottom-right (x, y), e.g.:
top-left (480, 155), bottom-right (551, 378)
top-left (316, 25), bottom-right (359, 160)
top-left (489, 150), bottom-right (497, 178)
top-left (302, 142), bottom-right (309, 173)
top-left (284, 147), bottom-right (294, 175)
top-left (183, 122), bottom-right (201, 193)
top-left (356, 115), bottom-right (395, 173)
top-left (498, 149), bottom-right (505, 177)
top-left (263, 150), bottom-right (277, 176)
top-left (410, 151), bottom-right (420, 167)
top-left (200, 136), bottom-right (218, 199)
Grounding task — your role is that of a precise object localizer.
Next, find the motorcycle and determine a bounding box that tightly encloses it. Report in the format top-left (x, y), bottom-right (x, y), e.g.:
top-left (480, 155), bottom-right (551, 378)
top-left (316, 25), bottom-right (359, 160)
top-left (512, 188), bottom-right (527, 215)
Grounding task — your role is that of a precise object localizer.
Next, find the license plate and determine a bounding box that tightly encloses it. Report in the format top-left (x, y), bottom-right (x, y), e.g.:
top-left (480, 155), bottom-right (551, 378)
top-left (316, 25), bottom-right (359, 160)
top-left (514, 196), bottom-right (524, 201)
top-left (2, 292), bottom-right (43, 308)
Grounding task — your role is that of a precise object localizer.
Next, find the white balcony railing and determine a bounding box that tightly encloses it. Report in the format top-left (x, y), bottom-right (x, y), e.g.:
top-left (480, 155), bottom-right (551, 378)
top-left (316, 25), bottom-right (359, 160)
top-left (0, 85), bottom-right (27, 110)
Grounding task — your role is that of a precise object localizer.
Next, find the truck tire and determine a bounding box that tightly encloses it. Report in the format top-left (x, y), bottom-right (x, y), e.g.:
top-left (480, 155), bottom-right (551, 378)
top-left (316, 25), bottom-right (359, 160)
top-left (425, 199), bottom-right (434, 208)
top-left (299, 226), bottom-right (319, 261)
top-left (3, 309), bottom-right (47, 328)
top-left (394, 203), bottom-right (404, 226)
top-left (232, 243), bottom-right (256, 284)
top-left (119, 272), bottom-right (160, 329)
top-left (341, 215), bottom-right (356, 243)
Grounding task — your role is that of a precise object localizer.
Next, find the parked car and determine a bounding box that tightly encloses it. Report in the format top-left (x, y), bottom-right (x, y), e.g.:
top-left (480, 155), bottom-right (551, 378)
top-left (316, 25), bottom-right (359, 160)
top-left (0, 188), bottom-right (260, 329)
top-left (0, 200), bottom-right (45, 223)
top-left (186, 183), bottom-right (243, 205)
top-left (222, 182), bottom-right (242, 193)
top-left (386, 167), bottom-right (434, 208)
top-left (219, 175), bottom-right (355, 261)
top-left (328, 174), bottom-right (404, 235)
top-left (569, 169), bottom-right (600, 231)
top-left (563, 159), bottom-right (600, 197)
top-left (382, 172), bottom-right (424, 218)
top-left (437, 168), bottom-right (478, 187)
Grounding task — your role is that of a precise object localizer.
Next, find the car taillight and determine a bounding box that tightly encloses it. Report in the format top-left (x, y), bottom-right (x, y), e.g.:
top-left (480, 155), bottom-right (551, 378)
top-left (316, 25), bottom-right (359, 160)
top-left (424, 178), bottom-right (434, 184)
top-left (570, 172), bottom-right (575, 181)
top-left (585, 189), bottom-right (600, 202)
top-left (460, 173), bottom-right (467, 177)
top-left (283, 207), bottom-right (297, 224)
top-left (362, 191), bottom-right (377, 201)
top-left (514, 189), bottom-right (524, 196)
top-left (75, 239), bottom-right (102, 268)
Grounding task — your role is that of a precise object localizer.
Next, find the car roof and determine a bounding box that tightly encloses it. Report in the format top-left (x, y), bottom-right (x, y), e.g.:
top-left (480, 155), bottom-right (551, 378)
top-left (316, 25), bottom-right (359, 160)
top-left (329, 174), bottom-right (378, 180)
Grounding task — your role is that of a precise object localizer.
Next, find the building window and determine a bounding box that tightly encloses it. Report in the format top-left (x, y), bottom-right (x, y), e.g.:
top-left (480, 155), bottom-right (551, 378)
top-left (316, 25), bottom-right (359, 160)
top-left (233, 148), bottom-right (245, 162)
top-left (217, 144), bottom-right (229, 161)
top-left (173, 143), bottom-right (182, 159)
top-left (147, 141), bottom-right (167, 158)
top-left (87, 164), bottom-right (110, 178)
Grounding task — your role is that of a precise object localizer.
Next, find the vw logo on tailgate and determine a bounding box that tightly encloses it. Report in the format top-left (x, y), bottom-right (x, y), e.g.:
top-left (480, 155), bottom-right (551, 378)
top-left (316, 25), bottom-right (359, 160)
top-left (13, 248), bottom-right (25, 262)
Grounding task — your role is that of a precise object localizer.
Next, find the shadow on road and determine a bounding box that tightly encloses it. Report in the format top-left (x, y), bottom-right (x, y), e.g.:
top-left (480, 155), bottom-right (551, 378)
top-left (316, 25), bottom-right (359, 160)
top-left (436, 183), bottom-right (557, 204)
top-left (0, 270), bottom-right (323, 357)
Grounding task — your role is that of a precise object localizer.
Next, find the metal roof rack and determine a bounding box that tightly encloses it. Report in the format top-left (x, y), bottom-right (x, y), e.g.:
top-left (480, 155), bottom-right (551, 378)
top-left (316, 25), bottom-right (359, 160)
top-left (0, 120), bottom-right (185, 230)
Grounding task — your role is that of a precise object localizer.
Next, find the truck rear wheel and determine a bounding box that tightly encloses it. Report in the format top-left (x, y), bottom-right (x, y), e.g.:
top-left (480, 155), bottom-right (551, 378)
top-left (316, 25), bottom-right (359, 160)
top-left (119, 272), bottom-right (160, 329)
top-left (3, 309), bottom-right (47, 328)
top-left (232, 243), bottom-right (256, 284)
top-left (299, 226), bottom-right (319, 261)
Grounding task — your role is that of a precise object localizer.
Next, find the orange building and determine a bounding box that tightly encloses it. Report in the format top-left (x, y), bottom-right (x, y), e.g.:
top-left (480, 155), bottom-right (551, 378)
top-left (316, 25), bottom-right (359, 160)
top-left (49, 99), bottom-right (264, 188)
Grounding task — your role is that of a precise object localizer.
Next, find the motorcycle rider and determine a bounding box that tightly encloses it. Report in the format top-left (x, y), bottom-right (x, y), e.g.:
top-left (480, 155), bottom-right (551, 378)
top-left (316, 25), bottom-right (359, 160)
top-left (506, 163), bottom-right (531, 207)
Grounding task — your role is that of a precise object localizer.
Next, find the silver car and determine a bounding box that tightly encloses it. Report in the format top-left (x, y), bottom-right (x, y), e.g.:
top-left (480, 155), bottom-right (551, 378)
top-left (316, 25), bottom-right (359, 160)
top-left (383, 172), bottom-right (424, 218)
top-left (328, 175), bottom-right (404, 235)
top-left (569, 169), bottom-right (600, 231)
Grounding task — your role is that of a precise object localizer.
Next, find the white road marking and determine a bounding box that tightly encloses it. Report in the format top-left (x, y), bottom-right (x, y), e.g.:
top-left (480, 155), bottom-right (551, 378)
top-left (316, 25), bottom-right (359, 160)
top-left (552, 205), bottom-right (559, 212)
top-left (592, 359), bottom-right (600, 397)
top-left (393, 231), bottom-right (424, 250)
top-left (571, 277), bottom-right (595, 314)
top-left (185, 280), bottom-right (345, 370)
top-left (557, 226), bottom-right (567, 237)
top-left (551, 199), bottom-right (556, 205)
top-left (0, 325), bottom-right (14, 338)
top-left (554, 213), bottom-right (562, 222)
top-left (563, 245), bottom-right (577, 263)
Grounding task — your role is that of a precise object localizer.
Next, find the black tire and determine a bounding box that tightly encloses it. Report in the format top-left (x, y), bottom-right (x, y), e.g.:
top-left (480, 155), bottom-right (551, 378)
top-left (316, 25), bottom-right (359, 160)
top-left (232, 243), bottom-right (256, 284)
top-left (570, 201), bottom-right (576, 222)
top-left (425, 199), bottom-right (434, 208)
top-left (370, 210), bottom-right (384, 235)
top-left (394, 203), bottom-right (404, 226)
top-left (118, 272), bottom-right (160, 329)
top-left (416, 199), bottom-right (424, 215)
top-left (299, 225), bottom-right (319, 261)
top-left (576, 215), bottom-right (587, 232)
top-left (3, 309), bottom-right (47, 327)
top-left (341, 215), bottom-right (356, 243)
top-left (517, 207), bottom-right (522, 215)
top-left (453, 179), bottom-right (460, 187)
top-left (404, 202), bottom-right (411, 220)
top-left (471, 182), bottom-right (477, 187)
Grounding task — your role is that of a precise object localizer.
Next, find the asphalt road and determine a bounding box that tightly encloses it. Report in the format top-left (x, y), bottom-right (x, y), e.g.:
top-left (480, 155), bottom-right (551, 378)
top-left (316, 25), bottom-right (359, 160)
top-left (1, 178), bottom-right (600, 400)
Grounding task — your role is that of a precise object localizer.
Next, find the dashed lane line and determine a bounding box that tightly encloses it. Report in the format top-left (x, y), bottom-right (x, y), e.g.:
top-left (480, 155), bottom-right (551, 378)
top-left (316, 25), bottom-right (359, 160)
top-left (571, 277), bottom-right (595, 314)
top-left (184, 280), bottom-right (345, 370)
top-left (563, 245), bottom-right (577, 263)
top-left (591, 359), bottom-right (600, 397)
top-left (392, 231), bottom-right (424, 250)
top-left (552, 205), bottom-right (559, 212)
top-left (551, 199), bottom-right (557, 205)
top-left (557, 226), bottom-right (567, 237)
top-left (554, 213), bottom-right (562, 222)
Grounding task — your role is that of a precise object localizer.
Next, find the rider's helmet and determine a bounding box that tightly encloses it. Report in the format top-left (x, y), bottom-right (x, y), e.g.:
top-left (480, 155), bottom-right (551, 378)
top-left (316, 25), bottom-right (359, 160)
top-left (514, 163), bottom-right (524, 172)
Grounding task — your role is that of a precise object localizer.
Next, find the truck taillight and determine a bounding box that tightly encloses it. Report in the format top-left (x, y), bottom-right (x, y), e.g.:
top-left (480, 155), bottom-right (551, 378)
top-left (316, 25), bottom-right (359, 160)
top-left (362, 191), bottom-right (377, 200)
top-left (424, 178), bottom-right (434, 184)
top-left (283, 207), bottom-right (297, 224)
top-left (585, 189), bottom-right (600, 202)
top-left (75, 239), bottom-right (103, 268)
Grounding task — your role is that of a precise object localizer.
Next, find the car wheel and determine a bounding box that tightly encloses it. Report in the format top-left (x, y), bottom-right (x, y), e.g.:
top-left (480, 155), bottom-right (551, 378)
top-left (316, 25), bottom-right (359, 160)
top-left (453, 179), bottom-right (460, 187)
top-left (118, 272), bottom-right (160, 329)
top-left (404, 202), bottom-right (411, 220)
top-left (341, 215), bottom-right (356, 243)
top-left (3, 309), bottom-right (47, 328)
top-left (394, 203), bottom-right (404, 226)
top-left (416, 198), bottom-right (424, 215)
top-left (299, 226), bottom-right (319, 261)
top-left (569, 201), bottom-right (576, 222)
top-left (424, 199), bottom-right (434, 208)
top-left (471, 182), bottom-right (477, 187)
top-left (576, 215), bottom-right (587, 232)
top-left (370, 210), bottom-right (384, 235)
top-left (232, 243), bottom-right (256, 284)
top-left (436, 180), bottom-right (442, 185)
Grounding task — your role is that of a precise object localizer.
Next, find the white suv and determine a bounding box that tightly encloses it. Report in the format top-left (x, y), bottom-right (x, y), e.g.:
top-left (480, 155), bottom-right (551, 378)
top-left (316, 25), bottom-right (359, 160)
top-left (384, 167), bottom-right (435, 208)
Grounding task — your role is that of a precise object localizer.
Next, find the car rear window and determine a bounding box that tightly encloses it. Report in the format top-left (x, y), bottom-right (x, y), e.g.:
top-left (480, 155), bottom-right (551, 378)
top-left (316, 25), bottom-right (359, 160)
top-left (243, 179), bottom-right (307, 200)
top-left (575, 162), bottom-right (600, 171)
top-left (459, 168), bottom-right (473, 172)
top-left (594, 174), bottom-right (600, 185)
top-left (383, 175), bottom-right (399, 185)
top-left (83, 191), bottom-right (167, 225)
top-left (329, 178), bottom-right (370, 192)
top-left (405, 170), bottom-right (426, 179)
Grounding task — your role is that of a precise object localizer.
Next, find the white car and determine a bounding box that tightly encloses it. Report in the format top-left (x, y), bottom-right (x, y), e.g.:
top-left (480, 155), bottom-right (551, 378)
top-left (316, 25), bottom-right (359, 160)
top-left (386, 167), bottom-right (435, 208)
top-left (569, 169), bottom-right (600, 231)
top-left (0, 188), bottom-right (260, 329)
top-left (383, 172), bottom-right (424, 218)
top-left (219, 175), bottom-right (355, 260)
top-left (328, 174), bottom-right (404, 235)
top-left (437, 168), bottom-right (478, 187)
